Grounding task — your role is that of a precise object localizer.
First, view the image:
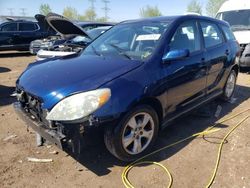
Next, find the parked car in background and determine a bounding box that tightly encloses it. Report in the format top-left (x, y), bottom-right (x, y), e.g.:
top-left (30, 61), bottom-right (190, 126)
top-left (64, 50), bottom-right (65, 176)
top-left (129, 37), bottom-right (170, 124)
top-left (14, 15), bottom-right (239, 161)
top-left (216, 0), bottom-right (250, 68)
top-left (36, 26), bottom-right (112, 61)
top-left (30, 12), bottom-right (114, 55)
top-left (0, 17), bottom-right (55, 51)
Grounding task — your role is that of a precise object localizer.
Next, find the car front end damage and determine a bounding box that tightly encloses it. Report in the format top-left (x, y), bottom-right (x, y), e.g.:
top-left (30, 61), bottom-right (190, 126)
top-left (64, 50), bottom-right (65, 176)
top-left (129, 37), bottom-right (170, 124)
top-left (13, 89), bottom-right (102, 155)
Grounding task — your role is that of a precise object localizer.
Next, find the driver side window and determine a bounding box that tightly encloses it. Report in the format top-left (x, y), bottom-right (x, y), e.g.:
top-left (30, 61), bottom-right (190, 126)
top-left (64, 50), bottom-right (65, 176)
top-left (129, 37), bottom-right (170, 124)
top-left (169, 21), bottom-right (201, 53)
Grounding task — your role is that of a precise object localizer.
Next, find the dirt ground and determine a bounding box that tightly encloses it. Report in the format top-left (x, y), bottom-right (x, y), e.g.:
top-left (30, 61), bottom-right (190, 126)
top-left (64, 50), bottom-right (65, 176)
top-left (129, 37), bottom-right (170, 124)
top-left (0, 51), bottom-right (250, 188)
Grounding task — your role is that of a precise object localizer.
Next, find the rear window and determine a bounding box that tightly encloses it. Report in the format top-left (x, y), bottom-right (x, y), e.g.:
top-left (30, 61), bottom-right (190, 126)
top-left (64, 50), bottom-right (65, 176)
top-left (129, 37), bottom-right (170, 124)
top-left (200, 22), bottom-right (224, 48)
top-left (19, 23), bottom-right (37, 31)
top-left (221, 25), bottom-right (236, 41)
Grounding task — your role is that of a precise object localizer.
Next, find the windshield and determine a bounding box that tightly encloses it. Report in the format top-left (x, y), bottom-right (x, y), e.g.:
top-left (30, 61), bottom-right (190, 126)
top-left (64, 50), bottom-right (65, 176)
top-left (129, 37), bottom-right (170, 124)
top-left (82, 21), bottom-right (170, 61)
top-left (217, 9), bottom-right (250, 31)
top-left (87, 26), bottom-right (111, 39)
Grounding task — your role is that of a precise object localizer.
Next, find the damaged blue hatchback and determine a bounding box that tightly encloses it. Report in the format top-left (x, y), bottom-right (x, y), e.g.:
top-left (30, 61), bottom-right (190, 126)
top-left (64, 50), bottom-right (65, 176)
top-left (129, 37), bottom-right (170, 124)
top-left (14, 15), bottom-right (240, 161)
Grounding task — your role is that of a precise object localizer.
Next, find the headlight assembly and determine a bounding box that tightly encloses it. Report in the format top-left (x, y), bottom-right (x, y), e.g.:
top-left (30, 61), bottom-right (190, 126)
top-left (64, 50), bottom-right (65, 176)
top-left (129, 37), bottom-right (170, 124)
top-left (46, 88), bottom-right (111, 121)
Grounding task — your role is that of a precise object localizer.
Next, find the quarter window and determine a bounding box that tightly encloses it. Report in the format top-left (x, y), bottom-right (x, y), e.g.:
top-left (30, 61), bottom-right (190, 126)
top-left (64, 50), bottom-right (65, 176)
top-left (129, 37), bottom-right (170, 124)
top-left (200, 22), bottom-right (223, 48)
top-left (221, 25), bottom-right (236, 41)
top-left (1, 23), bottom-right (17, 31)
top-left (169, 21), bottom-right (201, 53)
top-left (19, 23), bottom-right (37, 31)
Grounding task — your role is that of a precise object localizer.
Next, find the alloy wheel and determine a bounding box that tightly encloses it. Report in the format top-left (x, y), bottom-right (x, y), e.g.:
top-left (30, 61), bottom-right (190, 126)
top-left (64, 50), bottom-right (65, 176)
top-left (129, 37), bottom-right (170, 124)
top-left (122, 112), bottom-right (155, 155)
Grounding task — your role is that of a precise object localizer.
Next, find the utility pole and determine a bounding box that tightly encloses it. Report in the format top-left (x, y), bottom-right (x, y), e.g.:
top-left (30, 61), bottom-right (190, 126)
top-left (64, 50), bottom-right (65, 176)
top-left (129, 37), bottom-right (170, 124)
top-left (89, 0), bottom-right (96, 11)
top-left (8, 8), bottom-right (14, 16)
top-left (102, 0), bottom-right (110, 20)
top-left (88, 0), bottom-right (96, 21)
top-left (20, 8), bottom-right (27, 17)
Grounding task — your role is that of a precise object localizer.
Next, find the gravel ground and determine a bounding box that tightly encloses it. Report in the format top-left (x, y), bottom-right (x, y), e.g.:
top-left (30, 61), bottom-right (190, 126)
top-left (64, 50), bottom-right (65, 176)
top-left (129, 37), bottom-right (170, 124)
top-left (0, 51), bottom-right (250, 188)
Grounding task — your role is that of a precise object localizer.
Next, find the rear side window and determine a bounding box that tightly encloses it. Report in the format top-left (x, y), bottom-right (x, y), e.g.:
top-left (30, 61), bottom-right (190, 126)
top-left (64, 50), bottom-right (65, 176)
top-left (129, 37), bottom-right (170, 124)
top-left (221, 25), bottom-right (236, 41)
top-left (200, 22), bottom-right (223, 48)
top-left (1, 23), bottom-right (17, 31)
top-left (19, 23), bottom-right (37, 31)
top-left (169, 21), bottom-right (201, 53)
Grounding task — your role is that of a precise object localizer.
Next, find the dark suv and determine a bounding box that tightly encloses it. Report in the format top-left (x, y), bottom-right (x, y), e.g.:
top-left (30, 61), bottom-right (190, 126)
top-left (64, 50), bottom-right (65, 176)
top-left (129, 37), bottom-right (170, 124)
top-left (0, 19), bottom-right (54, 51)
top-left (14, 15), bottom-right (240, 161)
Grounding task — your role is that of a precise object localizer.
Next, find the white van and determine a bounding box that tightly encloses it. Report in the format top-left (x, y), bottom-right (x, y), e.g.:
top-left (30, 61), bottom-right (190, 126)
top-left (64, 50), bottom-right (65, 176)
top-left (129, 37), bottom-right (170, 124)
top-left (216, 0), bottom-right (250, 68)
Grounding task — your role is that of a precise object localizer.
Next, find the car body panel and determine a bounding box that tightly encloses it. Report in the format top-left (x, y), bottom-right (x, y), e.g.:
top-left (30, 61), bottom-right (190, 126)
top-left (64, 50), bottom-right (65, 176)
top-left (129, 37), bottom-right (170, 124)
top-left (14, 15), bottom-right (240, 157)
top-left (17, 54), bottom-right (143, 109)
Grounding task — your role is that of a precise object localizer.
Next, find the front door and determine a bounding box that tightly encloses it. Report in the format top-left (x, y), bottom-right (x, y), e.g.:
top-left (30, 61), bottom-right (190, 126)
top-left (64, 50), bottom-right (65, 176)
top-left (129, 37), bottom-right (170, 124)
top-left (164, 20), bottom-right (208, 114)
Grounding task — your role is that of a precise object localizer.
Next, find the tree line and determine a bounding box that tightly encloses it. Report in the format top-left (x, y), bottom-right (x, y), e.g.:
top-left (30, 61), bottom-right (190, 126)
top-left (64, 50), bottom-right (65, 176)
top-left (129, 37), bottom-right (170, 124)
top-left (187, 0), bottom-right (226, 17)
top-left (39, 3), bottom-right (108, 22)
top-left (39, 0), bottom-right (226, 22)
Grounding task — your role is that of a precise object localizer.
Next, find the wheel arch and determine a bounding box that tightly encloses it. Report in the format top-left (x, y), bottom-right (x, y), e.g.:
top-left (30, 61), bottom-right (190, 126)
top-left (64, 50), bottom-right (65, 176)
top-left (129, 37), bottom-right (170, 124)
top-left (231, 64), bottom-right (239, 76)
top-left (134, 97), bottom-right (164, 125)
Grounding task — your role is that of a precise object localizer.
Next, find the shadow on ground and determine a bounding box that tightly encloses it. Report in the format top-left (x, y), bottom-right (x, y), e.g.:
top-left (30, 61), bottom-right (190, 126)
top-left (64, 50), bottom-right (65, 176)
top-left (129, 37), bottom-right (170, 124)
top-left (0, 85), bottom-right (16, 106)
top-left (240, 67), bottom-right (250, 74)
top-left (0, 67), bottom-right (11, 73)
top-left (0, 51), bottom-right (33, 58)
top-left (60, 84), bottom-right (250, 176)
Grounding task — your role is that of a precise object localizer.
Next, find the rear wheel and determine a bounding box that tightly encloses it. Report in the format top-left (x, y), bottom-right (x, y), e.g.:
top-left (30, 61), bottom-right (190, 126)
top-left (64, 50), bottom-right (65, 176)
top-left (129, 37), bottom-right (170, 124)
top-left (221, 70), bottom-right (237, 101)
top-left (104, 105), bottom-right (159, 161)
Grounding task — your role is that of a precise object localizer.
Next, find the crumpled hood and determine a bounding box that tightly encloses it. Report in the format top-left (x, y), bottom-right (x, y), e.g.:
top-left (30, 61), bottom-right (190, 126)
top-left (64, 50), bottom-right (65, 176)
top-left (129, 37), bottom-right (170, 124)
top-left (17, 54), bottom-right (142, 109)
top-left (233, 30), bottom-right (250, 44)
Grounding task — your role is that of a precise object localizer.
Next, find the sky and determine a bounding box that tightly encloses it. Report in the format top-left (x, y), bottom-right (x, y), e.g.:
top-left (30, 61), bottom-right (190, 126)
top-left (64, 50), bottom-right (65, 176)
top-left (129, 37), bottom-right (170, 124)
top-left (0, 0), bottom-right (208, 22)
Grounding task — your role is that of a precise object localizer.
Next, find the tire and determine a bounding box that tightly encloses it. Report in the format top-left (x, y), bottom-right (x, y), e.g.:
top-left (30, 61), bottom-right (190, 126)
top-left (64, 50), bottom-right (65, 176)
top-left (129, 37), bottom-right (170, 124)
top-left (221, 70), bottom-right (237, 101)
top-left (104, 105), bottom-right (159, 161)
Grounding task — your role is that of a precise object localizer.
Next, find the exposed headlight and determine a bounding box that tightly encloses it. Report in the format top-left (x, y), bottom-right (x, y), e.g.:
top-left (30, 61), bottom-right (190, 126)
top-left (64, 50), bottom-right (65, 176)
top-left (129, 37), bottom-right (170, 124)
top-left (46, 88), bottom-right (111, 121)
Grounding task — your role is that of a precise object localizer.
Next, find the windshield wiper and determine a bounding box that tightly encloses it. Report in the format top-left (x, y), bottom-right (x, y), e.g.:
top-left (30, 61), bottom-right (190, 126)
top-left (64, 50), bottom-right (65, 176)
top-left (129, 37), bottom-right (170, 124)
top-left (91, 45), bottom-right (102, 57)
top-left (108, 43), bottom-right (132, 60)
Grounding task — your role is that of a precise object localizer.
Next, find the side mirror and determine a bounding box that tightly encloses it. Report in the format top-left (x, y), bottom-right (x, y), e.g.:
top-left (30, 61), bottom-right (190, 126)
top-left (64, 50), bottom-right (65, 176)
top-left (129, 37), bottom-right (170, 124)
top-left (162, 49), bottom-right (190, 62)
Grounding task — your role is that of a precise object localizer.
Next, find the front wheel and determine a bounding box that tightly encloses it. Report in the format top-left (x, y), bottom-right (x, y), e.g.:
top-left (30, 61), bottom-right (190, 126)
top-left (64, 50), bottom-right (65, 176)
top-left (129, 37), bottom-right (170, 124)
top-left (104, 105), bottom-right (159, 161)
top-left (221, 70), bottom-right (237, 101)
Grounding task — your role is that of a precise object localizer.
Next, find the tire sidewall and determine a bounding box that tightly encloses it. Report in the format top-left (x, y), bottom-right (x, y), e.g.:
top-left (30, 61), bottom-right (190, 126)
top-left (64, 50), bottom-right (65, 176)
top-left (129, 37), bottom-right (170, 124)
top-left (223, 70), bottom-right (237, 100)
top-left (113, 105), bottom-right (159, 161)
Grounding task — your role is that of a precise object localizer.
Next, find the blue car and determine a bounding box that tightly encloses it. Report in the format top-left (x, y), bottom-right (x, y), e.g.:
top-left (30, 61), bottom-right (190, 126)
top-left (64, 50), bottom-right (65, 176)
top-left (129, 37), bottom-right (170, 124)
top-left (14, 15), bottom-right (239, 161)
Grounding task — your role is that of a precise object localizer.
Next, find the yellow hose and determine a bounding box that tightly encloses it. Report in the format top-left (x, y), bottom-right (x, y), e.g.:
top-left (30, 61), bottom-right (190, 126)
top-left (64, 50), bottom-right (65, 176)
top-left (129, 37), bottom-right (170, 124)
top-left (122, 108), bottom-right (250, 188)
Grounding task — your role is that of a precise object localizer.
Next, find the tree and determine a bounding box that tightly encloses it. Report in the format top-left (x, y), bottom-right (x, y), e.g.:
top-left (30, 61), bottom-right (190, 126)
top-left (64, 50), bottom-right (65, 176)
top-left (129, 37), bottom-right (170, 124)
top-left (39, 4), bottom-right (52, 16)
top-left (96, 17), bottom-right (108, 22)
top-left (187, 0), bottom-right (202, 15)
top-left (78, 15), bottom-right (86, 21)
top-left (63, 7), bottom-right (78, 20)
top-left (140, 5), bottom-right (162, 18)
top-left (206, 0), bottom-right (226, 17)
top-left (84, 8), bottom-right (97, 21)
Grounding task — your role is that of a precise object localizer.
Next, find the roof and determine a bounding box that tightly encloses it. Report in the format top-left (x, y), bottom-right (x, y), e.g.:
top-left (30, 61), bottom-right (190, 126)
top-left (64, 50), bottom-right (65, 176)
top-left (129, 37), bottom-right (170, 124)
top-left (0, 19), bottom-right (37, 25)
top-left (120, 15), bottom-right (229, 26)
top-left (217, 0), bottom-right (250, 13)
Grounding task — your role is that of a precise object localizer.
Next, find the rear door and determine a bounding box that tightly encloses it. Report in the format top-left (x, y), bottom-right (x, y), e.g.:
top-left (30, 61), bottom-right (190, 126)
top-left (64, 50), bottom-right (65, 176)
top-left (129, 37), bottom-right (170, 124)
top-left (0, 22), bottom-right (18, 47)
top-left (17, 22), bottom-right (41, 45)
top-left (165, 20), bottom-right (208, 113)
top-left (199, 21), bottom-right (229, 94)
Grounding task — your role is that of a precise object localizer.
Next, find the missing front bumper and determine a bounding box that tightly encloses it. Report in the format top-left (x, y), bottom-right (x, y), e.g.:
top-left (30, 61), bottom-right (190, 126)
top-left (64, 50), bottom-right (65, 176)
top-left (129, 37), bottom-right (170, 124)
top-left (13, 102), bottom-right (66, 149)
